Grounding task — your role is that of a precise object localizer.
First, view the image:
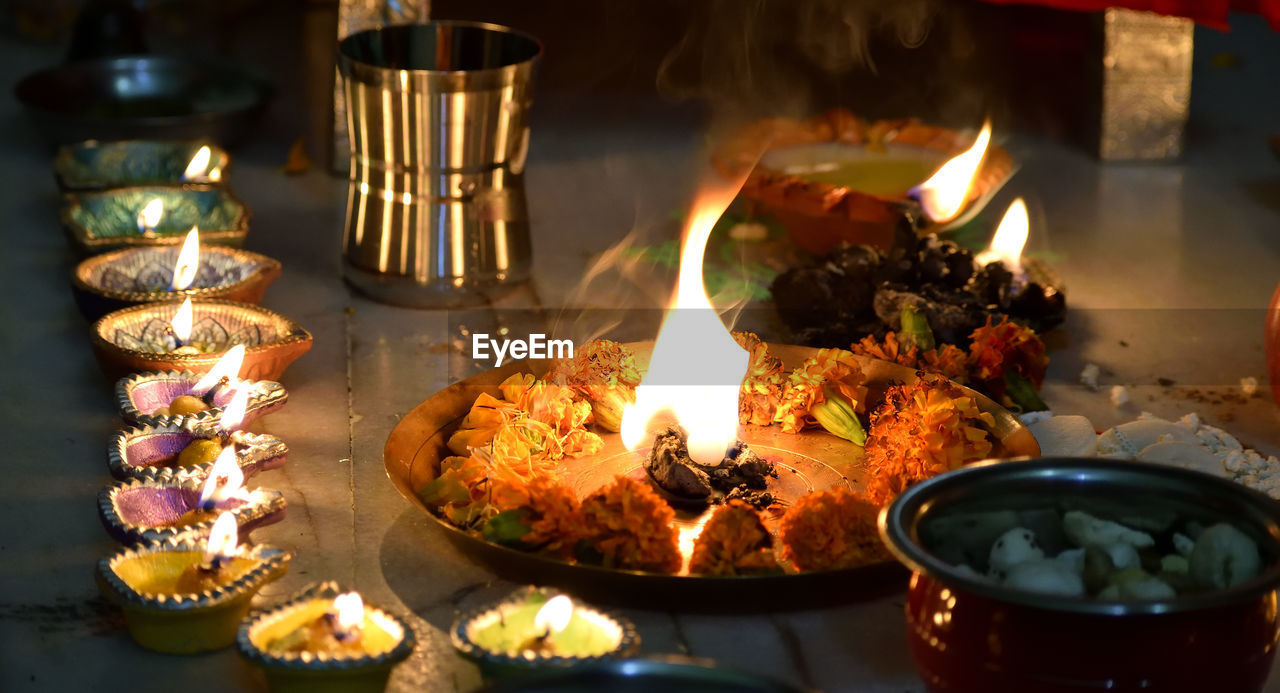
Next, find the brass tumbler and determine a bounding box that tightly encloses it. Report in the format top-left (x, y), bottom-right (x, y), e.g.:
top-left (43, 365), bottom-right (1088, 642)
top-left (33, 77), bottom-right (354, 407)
top-left (337, 22), bottom-right (540, 307)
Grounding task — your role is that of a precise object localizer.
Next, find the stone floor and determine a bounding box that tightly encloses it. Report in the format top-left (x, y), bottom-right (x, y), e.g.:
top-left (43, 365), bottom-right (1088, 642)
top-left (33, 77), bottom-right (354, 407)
top-left (2, 11), bottom-right (1279, 693)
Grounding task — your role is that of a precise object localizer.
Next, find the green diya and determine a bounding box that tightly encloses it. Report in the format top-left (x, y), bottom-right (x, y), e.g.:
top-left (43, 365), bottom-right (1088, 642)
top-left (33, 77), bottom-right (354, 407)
top-left (61, 185), bottom-right (248, 254)
top-left (450, 587), bottom-right (639, 675)
top-left (237, 582), bottom-right (416, 693)
top-left (96, 514), bottom-right (290, 654)
top-left (55, 140), bottom-right (230, 191)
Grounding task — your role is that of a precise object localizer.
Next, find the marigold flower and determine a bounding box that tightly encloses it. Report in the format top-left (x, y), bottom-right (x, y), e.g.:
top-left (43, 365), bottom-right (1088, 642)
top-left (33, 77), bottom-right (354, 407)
top-left (484, 475), bottom-right (583, 558)
top-left (545, 339), bottom-right (642, 432)
top-left (852, 332), bottom-right (970, 384)
top-left (863, 373), bottom-right (995, 506)
top-left (967, 316), bottom-right (1048, 400)
top-left (577, 477), bottom-right (682, 574)
top-left (774, 348), bottom-right (869, 434)
top-left (779, 488), bottom-right (888, 572)
top-left (733, 331), bottom-right (785, 426)
top-left (689, 500), bottom-right (780, 576)
top-left (851, 331), bottom-right (918, 368)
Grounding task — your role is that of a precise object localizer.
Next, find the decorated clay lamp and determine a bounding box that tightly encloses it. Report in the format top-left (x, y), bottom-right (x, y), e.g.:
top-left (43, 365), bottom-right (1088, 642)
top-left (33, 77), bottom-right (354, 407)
top-left (115, 345), bottom-right (290, 428)
top-left (55, 140), bottom-right (230, 191)
top-left (98, 446), bottom-right (287, 545)
top-left (451, 587), bottom-right (638, 674)
top-left (91, 297), bottom-right (312, 381)
top-left (237, 582), bottom-right (415, 693)
top-left (97, 511), bottom-right (290, 654)
top-left (71, 226), bottom-right (281, 320)
top-left (60, 184), bottom-right (249, 254)
top-left (108, 388), bottom-right (288, 482)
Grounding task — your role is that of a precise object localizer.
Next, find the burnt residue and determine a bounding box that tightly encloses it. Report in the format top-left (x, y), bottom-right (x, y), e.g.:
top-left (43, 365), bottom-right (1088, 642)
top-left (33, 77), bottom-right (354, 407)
top-left (0, 596), bottom-right (125, 636)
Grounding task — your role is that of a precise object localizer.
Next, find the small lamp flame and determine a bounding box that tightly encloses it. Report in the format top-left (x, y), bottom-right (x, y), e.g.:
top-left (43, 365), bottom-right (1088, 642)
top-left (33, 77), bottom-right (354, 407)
top-left (218, 388), bottom-right (249, 433)
top-left (198, 446), bottom-right (245, 511)
top-left (913, 120), bottom-right (991, 224)
top-left (332, 592), bottom-right (365, 642)
top-left (137, 198), bottom-right (164, 236)
top-left (171, 298), bottom-right (194, 346)
top-left (975, 198), bottom-right (1029, 273)
top-left (191, 344), bottom-right (245, 397)
top-left (534, 595), bottom-right (574, 636)
top-left (170, 227), bottom-right (200, 291)
top-left (202, 511), bottom-right (240, 570)
top-left (183, 146), bottom-right (213, 181)
top-left (620, 177), bottom-right (750, 465)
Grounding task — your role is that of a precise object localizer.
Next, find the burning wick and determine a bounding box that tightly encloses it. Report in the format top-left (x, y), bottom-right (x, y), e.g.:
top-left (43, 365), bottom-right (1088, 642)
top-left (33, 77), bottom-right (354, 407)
top-left (201, 511), bottom-right (240, 572)
top-left (191, 344), bottom-right (246, 403)
top-left (198, 446), bottom-right (247, 512)
top-left (520, 595), bottom-right (574, 653)
top-left (911, 120), bottom-right (992, 224)
top-left (164, 298), bottom-right (196, 352)
top-left (183, 146), bottom-right (215, 182)
top-left (170, 227), bottom-right (200, 291)
top-left (975, 197), bottom-right (1030, 283)
top-left (328, 593), bottom-right (365, 643)
top-left (137, 198), bottom-right (164, 237)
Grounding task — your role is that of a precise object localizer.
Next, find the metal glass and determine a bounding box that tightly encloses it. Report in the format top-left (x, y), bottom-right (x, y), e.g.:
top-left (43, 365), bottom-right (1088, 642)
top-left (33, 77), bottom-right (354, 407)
top-left (337, 22), bottom-right (540, 307)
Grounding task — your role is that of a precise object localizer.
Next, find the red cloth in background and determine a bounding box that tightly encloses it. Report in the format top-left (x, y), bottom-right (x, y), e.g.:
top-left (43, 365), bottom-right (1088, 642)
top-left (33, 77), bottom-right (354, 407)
top-left (981, 0), bottom-right (1280, 30)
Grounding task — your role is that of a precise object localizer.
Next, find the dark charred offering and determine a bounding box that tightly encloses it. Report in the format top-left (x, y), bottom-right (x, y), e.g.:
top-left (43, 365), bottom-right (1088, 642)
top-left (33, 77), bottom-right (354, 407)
top-left (771, 223), bottom-right (1066, 348)
top-left (644, 424), bottom-right (777, 508)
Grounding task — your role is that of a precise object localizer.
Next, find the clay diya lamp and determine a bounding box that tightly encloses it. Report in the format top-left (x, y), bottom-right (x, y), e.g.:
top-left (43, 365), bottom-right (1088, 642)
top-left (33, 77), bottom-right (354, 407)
top-left (92, 297), bottom-right (311, 381)
top-left (98, 447), bottom-right (287, 545)
top-left (237, 582), bottom-right (416, 693)
top-left (107, 389), bottom-right (288, 482)
top-left (712, 109), bottom-right (1014, 253)
top-left (96, 512), bottom-right (290, 654)
top-left (114, 346), bottom-right (288, 428)
top-left (61, 184), bottom-right (249, 254)
top-left (451, 587), bottom-right (639, 675)
top-left (55, 140), bottom-right (230, 191)
top-left (71, 227), bottom-right (281, 320)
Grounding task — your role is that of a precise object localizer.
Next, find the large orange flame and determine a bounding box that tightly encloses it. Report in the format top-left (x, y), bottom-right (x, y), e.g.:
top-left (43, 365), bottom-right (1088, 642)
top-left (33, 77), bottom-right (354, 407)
top-left (620, 175), bottom-right (750, 465)
top-left (913, 121), bottom-right (991, 223)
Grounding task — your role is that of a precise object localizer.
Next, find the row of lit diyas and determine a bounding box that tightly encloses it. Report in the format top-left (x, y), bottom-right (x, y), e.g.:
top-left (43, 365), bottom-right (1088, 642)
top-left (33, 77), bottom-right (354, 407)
top-left (57, 141), bottom-right (636, 690)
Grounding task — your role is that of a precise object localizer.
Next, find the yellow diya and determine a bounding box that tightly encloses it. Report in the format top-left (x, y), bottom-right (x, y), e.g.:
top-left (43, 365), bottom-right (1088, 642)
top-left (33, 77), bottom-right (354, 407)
top-left (96, 512), bottom-right (290, 653)
top-left (236, 582), bottom-right (415, 693)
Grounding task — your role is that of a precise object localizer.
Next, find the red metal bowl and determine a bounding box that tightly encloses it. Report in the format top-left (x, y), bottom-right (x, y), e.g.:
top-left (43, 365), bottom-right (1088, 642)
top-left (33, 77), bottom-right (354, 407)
top-left (880, 458), bottom-right (1280, 693)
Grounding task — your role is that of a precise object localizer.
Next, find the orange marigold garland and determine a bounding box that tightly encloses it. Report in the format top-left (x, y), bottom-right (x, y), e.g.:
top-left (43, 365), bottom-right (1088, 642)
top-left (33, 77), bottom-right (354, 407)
top-left (576, 477), bottom-right (682, 574)
top-left (967, 316), bottom-right (1048, 401)
top-left (733, 331), bottom-right (785, 426)
top-left (778, 488), bottom-right (888, 571)
top-left (863, 373), bottom-right (995, 506)
top-left (688, 500), bottom-right (781, 576)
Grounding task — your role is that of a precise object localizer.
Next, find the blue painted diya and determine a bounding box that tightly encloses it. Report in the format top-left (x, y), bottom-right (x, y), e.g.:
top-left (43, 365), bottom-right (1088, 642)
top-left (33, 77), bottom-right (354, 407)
top-left (72, 244), bottom-right (281, 320)
top-left (61, 185), bottom-right (249, 254)
top-left (55, 140), bottom-right (230, 191)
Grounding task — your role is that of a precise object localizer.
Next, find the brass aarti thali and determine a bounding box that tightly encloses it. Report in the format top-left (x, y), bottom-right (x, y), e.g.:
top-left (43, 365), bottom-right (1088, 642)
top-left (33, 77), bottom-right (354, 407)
top-left (383, 342), bottom-right (1039, 611)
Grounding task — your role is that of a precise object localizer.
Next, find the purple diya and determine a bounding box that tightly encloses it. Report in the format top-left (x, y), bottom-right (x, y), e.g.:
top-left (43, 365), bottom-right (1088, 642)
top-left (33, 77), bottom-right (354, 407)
top-left (115, 370), bottom-right (287, 429)
top-left (90, 298), bottom-right (312, 381)
top-left (72, 244), bottom-right (281, 320)
top-left (108, 424), bottom-right (288, 482)
top-left (98, 474), bottom-right (287, 546)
